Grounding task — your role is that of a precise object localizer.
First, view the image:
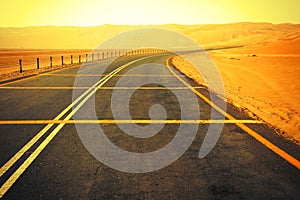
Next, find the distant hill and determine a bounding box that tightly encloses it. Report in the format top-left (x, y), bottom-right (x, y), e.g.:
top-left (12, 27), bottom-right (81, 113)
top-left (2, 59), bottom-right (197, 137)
top-left (0, 23), bottom-right (299, 49)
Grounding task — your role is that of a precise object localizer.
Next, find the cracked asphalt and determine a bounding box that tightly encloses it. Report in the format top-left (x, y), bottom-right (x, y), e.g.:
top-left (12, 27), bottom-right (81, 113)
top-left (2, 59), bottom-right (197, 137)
top-left (0, 54), bottom-right (299, 199)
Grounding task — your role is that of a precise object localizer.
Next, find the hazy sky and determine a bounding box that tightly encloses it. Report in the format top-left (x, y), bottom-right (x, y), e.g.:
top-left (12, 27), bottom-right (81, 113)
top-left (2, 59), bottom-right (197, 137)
top-left (1, 0), bottom-right (299, 27)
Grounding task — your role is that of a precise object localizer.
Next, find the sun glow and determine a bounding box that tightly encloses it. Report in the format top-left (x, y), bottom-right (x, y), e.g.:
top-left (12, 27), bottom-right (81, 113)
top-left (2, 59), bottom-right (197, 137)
top-left (1, 0), bottom-right (299, 27)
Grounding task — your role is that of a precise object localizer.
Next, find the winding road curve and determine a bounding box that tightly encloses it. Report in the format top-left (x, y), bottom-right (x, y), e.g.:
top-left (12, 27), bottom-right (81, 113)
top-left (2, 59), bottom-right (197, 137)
top-left (0, 53), bottom-right (299, 199)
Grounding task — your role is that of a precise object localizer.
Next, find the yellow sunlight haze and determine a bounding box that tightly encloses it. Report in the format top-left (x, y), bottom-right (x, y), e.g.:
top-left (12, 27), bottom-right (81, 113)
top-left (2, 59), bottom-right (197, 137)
top-left (1, 0), bottom-right (299, 27)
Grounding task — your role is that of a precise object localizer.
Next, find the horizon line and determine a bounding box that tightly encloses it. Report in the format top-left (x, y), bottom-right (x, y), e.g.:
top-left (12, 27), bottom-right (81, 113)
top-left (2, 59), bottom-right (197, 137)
top-left (1, 21), bottom-right (299, 28)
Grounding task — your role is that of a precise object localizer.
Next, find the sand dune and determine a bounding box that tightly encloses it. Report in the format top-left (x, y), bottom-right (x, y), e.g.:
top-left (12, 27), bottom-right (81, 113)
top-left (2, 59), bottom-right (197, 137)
top-left (1, 23), bottom-right (299, 49)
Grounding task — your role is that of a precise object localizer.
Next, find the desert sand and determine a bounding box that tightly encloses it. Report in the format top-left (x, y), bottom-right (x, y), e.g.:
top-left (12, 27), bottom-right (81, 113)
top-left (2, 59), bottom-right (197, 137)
top-left (172, 38), bottom-right (300, 144)
top-left (0, 23), bottom-right (299, 143)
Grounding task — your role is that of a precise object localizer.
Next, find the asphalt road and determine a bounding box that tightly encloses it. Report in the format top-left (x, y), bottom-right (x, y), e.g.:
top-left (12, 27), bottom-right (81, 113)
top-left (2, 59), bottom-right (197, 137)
top-left (0, 53), bottom-right (299, 199)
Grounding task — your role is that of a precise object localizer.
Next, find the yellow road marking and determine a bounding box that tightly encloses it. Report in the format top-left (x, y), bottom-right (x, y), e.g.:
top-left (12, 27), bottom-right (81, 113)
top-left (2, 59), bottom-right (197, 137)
top-left (0, 55), bottom-right (155, 198)
top-left (166, 57), bottom-right (300, 170)
top-left (0, 86), bottom-right (90, 90)
top-left (0, 86), bottom-right (205, 90)
top-left (0, 119), bottom-right (263, 125)
top-left (0, 64), bottom-right (122, 178)
top-left (41, 73), bottom-right (185, 77)
top-left (40, 73), bottom-right (102, 77)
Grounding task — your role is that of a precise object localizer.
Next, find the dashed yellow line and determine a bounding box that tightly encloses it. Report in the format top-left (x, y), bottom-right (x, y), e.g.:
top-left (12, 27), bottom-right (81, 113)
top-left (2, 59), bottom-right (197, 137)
top-left (167, 57), bottom-right (300, 170)
top-left (0, 119), bottom-right (263, 125)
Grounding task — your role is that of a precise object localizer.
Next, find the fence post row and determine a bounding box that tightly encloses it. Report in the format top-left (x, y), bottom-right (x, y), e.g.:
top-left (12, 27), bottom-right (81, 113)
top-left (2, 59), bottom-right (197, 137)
top-left (18, 50), bottom-right (163, 73)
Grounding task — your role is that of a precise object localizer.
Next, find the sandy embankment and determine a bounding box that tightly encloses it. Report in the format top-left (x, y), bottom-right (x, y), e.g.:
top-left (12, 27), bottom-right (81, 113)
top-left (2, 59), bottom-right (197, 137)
top-left (172, 39), bottom-right (300, 144)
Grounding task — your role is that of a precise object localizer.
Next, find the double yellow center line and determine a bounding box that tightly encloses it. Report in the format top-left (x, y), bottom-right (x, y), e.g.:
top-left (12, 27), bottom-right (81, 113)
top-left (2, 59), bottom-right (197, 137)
top-left (0, 56), bottom-right (149, 197)
top-left (0, 55), bottom-right (299, 198)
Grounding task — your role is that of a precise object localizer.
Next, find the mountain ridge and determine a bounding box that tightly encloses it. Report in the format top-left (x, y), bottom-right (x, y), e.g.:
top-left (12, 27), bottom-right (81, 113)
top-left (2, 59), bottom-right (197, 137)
top-left (1, 22), bottom-right (299, 49)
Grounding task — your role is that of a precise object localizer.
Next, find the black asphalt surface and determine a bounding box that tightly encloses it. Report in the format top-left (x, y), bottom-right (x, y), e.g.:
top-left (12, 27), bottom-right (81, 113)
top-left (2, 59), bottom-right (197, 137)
top-left (0, 54), bottom-right (299, 199)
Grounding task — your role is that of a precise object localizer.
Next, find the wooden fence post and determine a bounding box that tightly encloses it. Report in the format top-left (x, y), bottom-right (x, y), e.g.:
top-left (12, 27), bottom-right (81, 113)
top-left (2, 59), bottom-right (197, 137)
top-left (50, 57), bottom-right (52, 68)
top-left (37, 58), bottom-right (40, 69)
top-left (61, 56), bottom-right (64, 65)
top-left (86, 54), bottom-right (88, 62)
top-left (71, 55), bottom-right (73, 64)
top-left (19, 59), bottom-right (22, 73)
top-left (79, 55), bottom-right (81, 63)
